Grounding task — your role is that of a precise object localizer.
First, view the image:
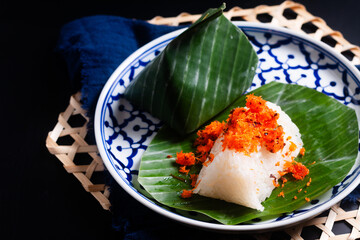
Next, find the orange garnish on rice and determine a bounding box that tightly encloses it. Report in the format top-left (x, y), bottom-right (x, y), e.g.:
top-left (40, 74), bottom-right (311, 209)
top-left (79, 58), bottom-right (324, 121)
top-left (194, 120), bottom-right (225, 162)
top-left (222, 94), bottom-right (285, 155)
top-left (190, 174), bottom-right (198, 187)
top-left (174, 94), bottom-right (309, 199)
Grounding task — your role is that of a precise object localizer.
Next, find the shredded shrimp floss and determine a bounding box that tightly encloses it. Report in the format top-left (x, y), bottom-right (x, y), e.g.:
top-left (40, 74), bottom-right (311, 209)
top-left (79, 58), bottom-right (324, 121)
top-left (175, 94), bottom-right (309, 211)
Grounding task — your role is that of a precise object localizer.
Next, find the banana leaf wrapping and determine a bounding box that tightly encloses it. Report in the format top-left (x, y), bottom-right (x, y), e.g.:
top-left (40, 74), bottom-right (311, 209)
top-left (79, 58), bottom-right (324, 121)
top-left (137, 82), bottom-right (358, 225)
top-left (124, 4), bottom-right (258, 135)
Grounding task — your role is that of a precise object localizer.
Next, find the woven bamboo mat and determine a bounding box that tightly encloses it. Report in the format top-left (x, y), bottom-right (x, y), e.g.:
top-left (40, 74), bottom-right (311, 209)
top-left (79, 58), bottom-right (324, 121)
top-left (46, 1), bottom-right (360, 239)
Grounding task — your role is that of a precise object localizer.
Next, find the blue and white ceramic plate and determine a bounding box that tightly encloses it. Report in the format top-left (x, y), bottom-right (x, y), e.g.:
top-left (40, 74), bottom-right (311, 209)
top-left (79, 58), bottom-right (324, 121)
top-left (94, 22), bottom-right (360, 232)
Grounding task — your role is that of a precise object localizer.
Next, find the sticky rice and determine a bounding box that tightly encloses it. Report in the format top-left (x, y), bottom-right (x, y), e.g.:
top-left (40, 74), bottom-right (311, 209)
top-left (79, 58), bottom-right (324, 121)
top-left (192, 101), bottom-right (303, 211)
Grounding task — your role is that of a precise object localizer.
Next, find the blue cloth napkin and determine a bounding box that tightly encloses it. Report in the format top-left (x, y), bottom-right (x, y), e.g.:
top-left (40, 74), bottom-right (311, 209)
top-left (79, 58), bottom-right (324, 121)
top-left (56, 15), bottom-right (183, 115)
top-left (55, 15), bottom-right (360, 239)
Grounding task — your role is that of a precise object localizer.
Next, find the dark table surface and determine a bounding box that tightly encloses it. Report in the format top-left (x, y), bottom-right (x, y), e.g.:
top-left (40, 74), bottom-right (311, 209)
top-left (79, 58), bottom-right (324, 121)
top-left (2, 0), bottom-right (360, 239)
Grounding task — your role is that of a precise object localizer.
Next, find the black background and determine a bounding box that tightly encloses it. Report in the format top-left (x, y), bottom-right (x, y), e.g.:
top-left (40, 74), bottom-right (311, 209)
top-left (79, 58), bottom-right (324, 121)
top-left (2, 0), bottom-right (360, 239)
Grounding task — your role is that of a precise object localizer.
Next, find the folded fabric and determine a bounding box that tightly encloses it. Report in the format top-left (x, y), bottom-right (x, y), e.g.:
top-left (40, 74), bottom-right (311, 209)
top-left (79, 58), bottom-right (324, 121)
top-left (56, 15), bottom-right (183, 115)
top-left (55, 14), bottom-right (360, 239)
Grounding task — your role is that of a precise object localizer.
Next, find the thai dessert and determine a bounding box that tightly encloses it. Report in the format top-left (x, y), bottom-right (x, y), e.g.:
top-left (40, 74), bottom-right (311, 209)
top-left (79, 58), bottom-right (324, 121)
top-left (174, 94), bottom-right (308, 211)
top-left (190, 94), bottom-right (307, 211)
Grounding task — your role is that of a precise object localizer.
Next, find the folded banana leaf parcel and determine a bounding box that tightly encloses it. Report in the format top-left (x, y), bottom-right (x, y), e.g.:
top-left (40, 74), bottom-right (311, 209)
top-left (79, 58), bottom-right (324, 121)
top-left (124, 4), bottom-right (258, 135)
top-left (123, 5), bottom-right (359, 225)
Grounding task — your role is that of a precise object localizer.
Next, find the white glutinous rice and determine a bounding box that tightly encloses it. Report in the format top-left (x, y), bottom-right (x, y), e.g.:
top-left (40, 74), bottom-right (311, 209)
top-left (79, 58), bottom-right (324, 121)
top-left (192, 101), bottom-right (303, 211)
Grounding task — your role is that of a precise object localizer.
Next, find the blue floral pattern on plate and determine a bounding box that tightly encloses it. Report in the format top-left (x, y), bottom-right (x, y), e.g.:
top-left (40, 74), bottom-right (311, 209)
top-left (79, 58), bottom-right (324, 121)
top-left (95, 23), bottom-right (360, 231)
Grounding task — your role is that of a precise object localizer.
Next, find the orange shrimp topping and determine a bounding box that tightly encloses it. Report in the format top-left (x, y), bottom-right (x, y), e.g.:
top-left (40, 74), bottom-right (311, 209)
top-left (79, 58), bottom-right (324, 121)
top-left (289, 141), bottom-right (297, 152)
top-left (194, 120), bottom-right (225, 162)
top-left (281, 160), bottom-right (309, 180)
top-left (175, 151), bottom-right (195, 166)
top-left (222, 94), bottom-right (285, 155)
top-left (306, 177), bottom-right (312, 187)
top-left (273, 179), bottom-right (280, 187)
top-left (181, 189), bottom-right (193, 198)
top-left (281, 177), bottom-right (288, 188)
top-left (178, 165), bottom-right (190, 175)
top-left (300, 147), bottom-right (306, 156)
top-left (187, 94), bottom-right (286, 164)
top-left (190, 174), bottom-right (198, 187)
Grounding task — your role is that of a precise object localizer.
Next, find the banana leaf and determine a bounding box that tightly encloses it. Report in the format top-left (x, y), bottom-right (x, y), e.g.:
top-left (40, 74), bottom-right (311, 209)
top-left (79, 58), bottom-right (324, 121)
top-left (137, 82), bottom-right (358, 225)
top-left (123, 4), bottom-right (258, 135)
